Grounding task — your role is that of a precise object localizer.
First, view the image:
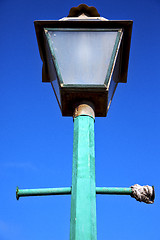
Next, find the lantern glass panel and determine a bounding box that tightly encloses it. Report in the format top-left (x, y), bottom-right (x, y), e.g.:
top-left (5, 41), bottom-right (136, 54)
top-left (44, 33), bottom-right (61, 107)
top-left (108, 48), bottom-right (121, 109)
top-left (45, 29), bottom-right (121, 86)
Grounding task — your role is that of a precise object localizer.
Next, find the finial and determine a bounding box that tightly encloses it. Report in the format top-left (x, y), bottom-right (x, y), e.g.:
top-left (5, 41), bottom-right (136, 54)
top-left (68, 4), bottom-right (100, 17)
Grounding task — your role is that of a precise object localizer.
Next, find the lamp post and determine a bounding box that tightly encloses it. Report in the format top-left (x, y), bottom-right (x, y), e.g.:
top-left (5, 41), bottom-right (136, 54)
top-left (16, 4), bottom-right (155, 240)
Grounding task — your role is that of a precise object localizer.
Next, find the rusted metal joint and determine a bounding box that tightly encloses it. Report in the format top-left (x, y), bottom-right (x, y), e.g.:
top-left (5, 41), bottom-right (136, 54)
top-left (73, 102), bottom-right (95, 119)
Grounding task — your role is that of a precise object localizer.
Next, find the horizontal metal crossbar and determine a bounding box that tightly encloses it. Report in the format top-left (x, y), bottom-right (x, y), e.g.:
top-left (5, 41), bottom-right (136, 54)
top-left (96, 187), bottom-right (132, 195)
top-left (16, 187), bottom-right (72, 200)
top-left (16, 187), bottom-right (132, 200)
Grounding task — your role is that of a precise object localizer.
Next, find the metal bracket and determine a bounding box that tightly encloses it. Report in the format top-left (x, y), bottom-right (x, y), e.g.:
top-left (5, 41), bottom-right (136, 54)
top-left (16, 185), bottom-right (155, 204)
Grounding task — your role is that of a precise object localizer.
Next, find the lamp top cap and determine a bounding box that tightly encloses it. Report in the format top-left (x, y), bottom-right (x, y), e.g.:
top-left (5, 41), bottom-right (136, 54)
top-left (68, 4), bottom-right (100, 17)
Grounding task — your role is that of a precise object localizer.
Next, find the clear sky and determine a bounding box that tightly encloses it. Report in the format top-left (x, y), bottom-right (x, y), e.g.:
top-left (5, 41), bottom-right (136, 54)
top-left (0, 0), bottom-right (160, 239)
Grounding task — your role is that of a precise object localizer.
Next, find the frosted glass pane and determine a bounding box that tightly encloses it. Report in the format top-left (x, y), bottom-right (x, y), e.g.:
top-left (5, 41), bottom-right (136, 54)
top-left (48, 30), bottom-right (118, 85)
top-left (108, 78), bottom-right (117, 109)
top-left (108, 47), bottom-right (121, 109)
top-left (44, 34), bottom-right (61, 106)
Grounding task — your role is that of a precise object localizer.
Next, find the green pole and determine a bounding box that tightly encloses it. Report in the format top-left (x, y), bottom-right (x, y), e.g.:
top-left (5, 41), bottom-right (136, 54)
top-left (70, 103), bottom-right (97, 240)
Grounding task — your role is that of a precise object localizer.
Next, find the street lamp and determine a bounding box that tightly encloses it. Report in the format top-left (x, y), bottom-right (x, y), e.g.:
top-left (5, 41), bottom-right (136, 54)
top-left (16, 4), bottom-right (155, 240)
top-left (34, 5), bottom-right (132, 116)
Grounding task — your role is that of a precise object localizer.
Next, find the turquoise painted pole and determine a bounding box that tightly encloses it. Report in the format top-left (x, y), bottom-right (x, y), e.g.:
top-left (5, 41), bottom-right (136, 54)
top-left (70, 103), bottom-right (97, 240)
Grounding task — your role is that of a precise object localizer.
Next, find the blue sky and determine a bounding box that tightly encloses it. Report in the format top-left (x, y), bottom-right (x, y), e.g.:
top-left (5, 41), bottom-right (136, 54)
top-left (0, 0), bottom-right (160, 239)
